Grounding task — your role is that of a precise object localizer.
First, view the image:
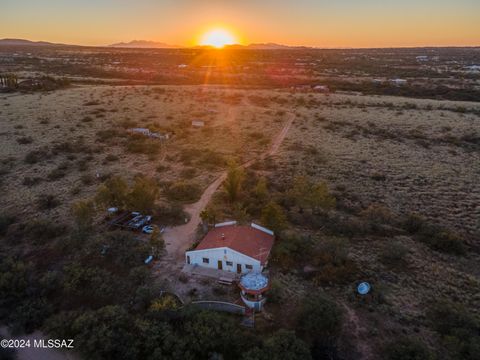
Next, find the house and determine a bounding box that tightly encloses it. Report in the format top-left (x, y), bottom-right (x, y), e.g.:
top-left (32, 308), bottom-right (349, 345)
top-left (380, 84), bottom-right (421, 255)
top-left (185, 222), bottom-right (275, 274)
top-left (191, 120), bottom-right (205, 127)
top-left (128, 128), bottom-right (169, 140)
top-left (389, 78), bottom-right (407, 86)
top-left (313, 85), bottom-right (329, 93)
top-left (416, 56), bottom-right (429, 62)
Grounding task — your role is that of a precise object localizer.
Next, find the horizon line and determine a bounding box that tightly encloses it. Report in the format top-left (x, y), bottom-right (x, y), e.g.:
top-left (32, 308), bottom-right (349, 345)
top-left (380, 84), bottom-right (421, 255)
top-left (2, 38), bottom-right (480, 50)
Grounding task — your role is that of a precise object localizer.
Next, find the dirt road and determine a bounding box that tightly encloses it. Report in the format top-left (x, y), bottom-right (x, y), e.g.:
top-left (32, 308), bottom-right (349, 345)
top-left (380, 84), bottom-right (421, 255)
top-left (341, 304), bottom-right (373, 360)
top-left (162, 112), bottom-right (295, 261)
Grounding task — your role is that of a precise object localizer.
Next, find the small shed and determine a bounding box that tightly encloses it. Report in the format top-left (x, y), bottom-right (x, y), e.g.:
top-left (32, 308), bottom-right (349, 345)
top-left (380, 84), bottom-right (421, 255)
top-left (313, 85), bottom-right (329, 93)
top-left (192, 120), bottom-right (205, 128)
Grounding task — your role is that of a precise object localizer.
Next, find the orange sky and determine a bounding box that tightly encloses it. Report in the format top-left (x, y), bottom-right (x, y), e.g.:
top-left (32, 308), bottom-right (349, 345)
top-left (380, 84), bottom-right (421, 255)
top-left (1, 0), bottom-right (479, 47)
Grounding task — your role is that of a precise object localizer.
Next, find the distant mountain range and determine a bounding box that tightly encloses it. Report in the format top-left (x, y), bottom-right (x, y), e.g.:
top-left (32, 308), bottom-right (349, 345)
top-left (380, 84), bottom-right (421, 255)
top-left (0, 38), bottom-right (309, 50)
top-left (108, 40), bottom-right (180, 49)
top-left (0, 38), bottom-right (68, 46)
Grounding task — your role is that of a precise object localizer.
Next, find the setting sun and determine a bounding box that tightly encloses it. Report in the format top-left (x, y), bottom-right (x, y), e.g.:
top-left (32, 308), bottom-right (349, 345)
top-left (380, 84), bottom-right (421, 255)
top-left (199, 28), bottom-right (236, 48)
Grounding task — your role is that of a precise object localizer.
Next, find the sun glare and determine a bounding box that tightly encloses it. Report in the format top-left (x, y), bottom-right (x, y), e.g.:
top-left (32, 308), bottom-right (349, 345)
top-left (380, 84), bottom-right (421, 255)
top-left (200, 28), bottom-right (236, 48)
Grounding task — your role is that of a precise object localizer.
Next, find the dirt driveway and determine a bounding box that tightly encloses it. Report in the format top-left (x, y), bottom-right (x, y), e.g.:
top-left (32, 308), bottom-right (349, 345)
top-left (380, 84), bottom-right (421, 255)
top-left (162, 112), bottom-right (295, 261)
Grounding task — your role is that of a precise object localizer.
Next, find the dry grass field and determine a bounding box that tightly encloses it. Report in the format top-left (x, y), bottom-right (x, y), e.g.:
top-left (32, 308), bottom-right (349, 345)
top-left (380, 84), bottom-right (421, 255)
top-left (0, 85), bottom-right (286, 226)
top-left (279, 94), bottom-right (480, 235)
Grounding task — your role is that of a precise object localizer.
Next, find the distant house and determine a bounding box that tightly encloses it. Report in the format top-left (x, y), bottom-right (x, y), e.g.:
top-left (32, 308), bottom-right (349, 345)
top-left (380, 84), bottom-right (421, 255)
top-left (313, 85), bottom-right (329, 93)
top-left (464, 65), bottom-right (480, 73)
top-left (416, 56), bottom-right (429, 62)
top-left (128, 128), bottom-right (169, 140)
top-left (389, 78), bottom-right (407, 86)
top-left (191, 120), bottom-right (205, 127)
top-left (185, 222), bottom-right (275, 274)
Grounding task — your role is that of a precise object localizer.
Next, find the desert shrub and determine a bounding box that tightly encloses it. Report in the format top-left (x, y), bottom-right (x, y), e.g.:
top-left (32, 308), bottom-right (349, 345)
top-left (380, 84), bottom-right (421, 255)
top-left (81, 116), bottom-right (93, 123)
top-left (370, 171), bottom-right (386, 181)
top-left (180, 310), bottom-right (251, 359)
top-left (24, 149), bottom-right (47, 164)
top-left (71, 200), bottom-right (95, 231)
top-left (155, 204), bottom-right (187, 225)
top-left (119, 119), bottom-right (137, 128)
top-left (84, 100), bottom-right (100, 106)
top-left (125, 137), bottom-right (161, 155)
top-left (380, 240), bottom-right (409, 266)
top-left (51, 141), bottom-right (81, 154)
top-left (288, 176), bottom-right (336, 213)
top-left (267, 279), bottom-right (284, 304)
top-left (0, 257), bottom-right (53, 333)
top-left (77, 159), bottom-right (89, 171)
top-left (224, 161), bottom-right (245, 203)
top-left (179, 148), bottom-right (197, 165)
top-left (297, 293), bottom-right (343, 357)
top-left (95, 176), bottom-right (129, 209)
top-left (359, 204), bottom-right (397, 235)
top-left (166, 181), bottom-right (201, 203)
top-left (0, 215), bottom-right (15, 236)
top-left (242, 330), bottom-right (312, 360)
top-left (180, 167), bottom-right (196, 178)
top-left (103, 231), bottom-right (150, 268)
top-left (126, 176), bottom-right (160, 213)
top-left (272, 232), bottom-right (313, 269)
top-left (416, 224), bottom-right (466, 255)
top-left (360, 203), bottom-right (394, 225)
top-left (428, 301), bottom-right (479, 360)
top-left (24, 220), bottom-right (66, 244)
top-left (260, 201), bottom-right (288, 233)
top-left (383, 338), bottom-right (432, 360)
top-left (96, 128), bottom-right (120, 143)
top-left (47, 167), bottom-right (66, 181)
top-left (23, 176), bottom-right (42, 187)
top-left (402, 213), bottom-right (426, 234)
top-left (311, 238), bottom-right (358, 285)
top-left (17, 136), bottom-right (33, 145)
top-left (37, 194), bottom-right (61, 210)
top-left (105, 154), bottom-right (119, 162)
top-left (197, 149), bottom-right (226, 168)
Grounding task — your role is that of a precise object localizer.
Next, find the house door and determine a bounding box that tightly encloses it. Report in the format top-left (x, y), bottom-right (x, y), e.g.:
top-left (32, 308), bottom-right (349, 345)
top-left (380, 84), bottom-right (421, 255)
top-left (187, 256), bottom-right (190, 264)
top-left (236, 264), bottom-right (242, 273)
top-left (217, 260), bottom-right (223, 270)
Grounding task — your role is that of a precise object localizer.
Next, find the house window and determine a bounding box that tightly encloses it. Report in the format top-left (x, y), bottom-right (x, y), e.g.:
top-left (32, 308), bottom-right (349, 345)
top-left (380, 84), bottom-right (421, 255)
top-left (226, 261), bottom-right (233, 266)
top-left (245, 264), bottom-right (253, 270)
top-left (202, 258), bottom-right (209, 264)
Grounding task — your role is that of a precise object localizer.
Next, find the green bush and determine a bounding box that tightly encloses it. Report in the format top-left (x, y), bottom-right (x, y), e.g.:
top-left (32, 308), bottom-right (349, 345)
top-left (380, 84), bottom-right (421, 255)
top-left (125, 136), bottom-right (161, 155)
top-left (25, 220), bottom-right (66, 244)
top-left (166, 181), bottom-right (201, 203)
top-left (297, 293), bottom-right (343, 359)
top-left (383, 338), bottom-right (432, 360)
top-left (428, 301), bottom-right (479, 360)
top-left (380, 241), bottom-right (409, 265)
top-left (24, 149), bottom-right (47, 164)
top-left (0, 215), bottom-right (15, 236)
top-left (37, 194), bottom-right (61, 210)
top-left (242, 330), bottom-right (312, 360)
top-left (154, 204), bottom-right (187, 225)
top-left (417, 224), bottom-right (466, 255)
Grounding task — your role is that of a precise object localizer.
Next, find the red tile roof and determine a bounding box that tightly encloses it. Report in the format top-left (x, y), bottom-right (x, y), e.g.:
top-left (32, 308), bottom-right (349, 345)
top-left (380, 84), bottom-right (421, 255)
top-left (194, 225), bottom-right (274, 265)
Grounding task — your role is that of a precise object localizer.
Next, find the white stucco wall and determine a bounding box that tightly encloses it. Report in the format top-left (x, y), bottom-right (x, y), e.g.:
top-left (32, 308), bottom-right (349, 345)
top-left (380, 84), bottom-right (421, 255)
top-left (185, 247), bottom-right (262, 274)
